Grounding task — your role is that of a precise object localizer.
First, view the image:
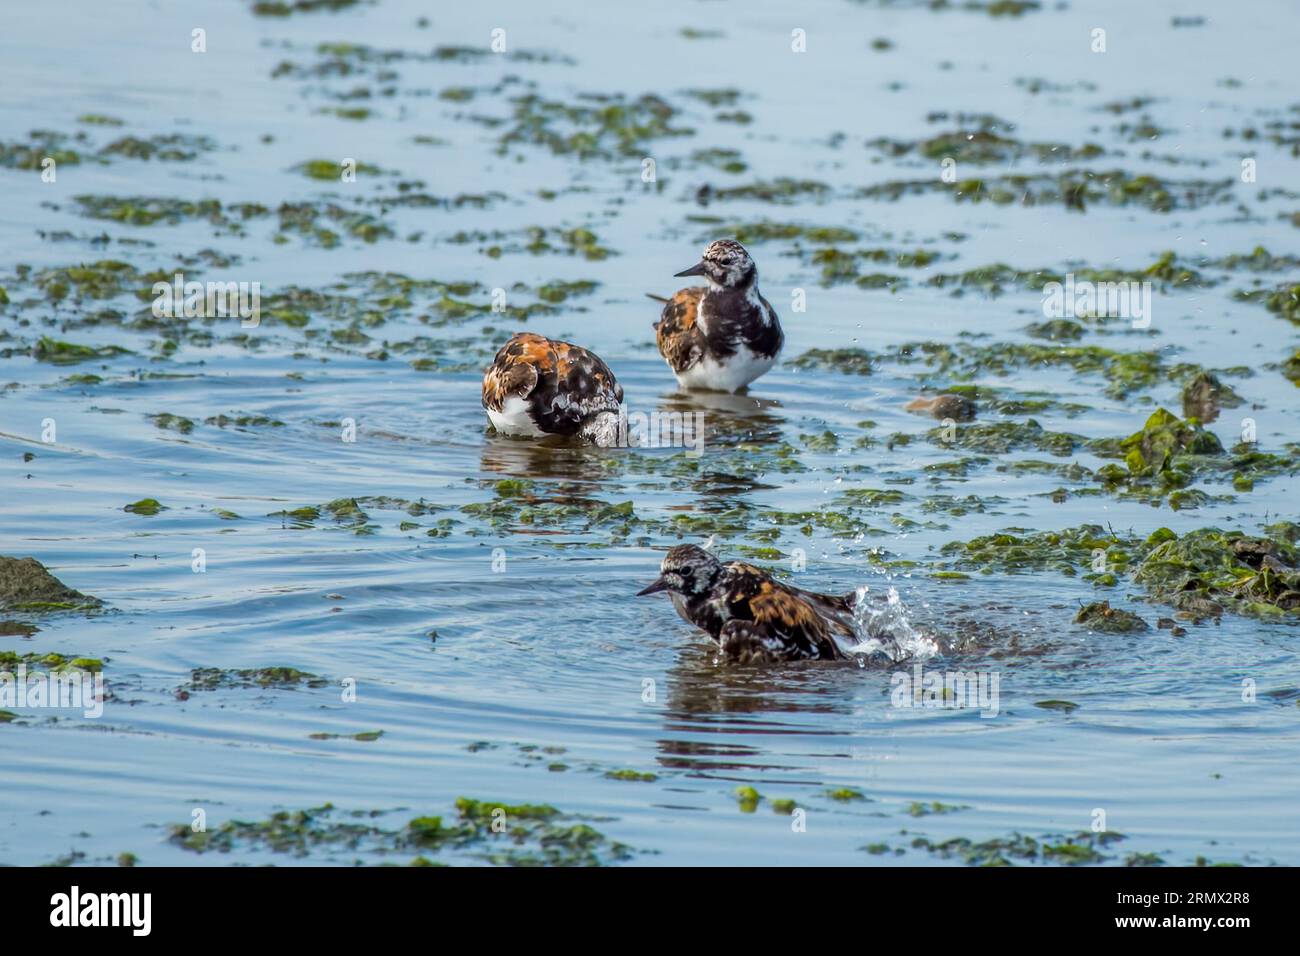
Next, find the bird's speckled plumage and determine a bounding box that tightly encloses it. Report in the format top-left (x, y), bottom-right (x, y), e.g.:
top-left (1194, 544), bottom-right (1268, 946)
top-left (652, 239), bottom-right (783, 393)
top-left (637, 544), bottom-right (856, 663)
top-left (482, 332), bottom-right (624, 445)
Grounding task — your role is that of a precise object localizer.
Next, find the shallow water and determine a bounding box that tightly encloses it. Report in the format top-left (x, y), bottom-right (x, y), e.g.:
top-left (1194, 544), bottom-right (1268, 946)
top-left (2, 0), bottom-right (1299, 865)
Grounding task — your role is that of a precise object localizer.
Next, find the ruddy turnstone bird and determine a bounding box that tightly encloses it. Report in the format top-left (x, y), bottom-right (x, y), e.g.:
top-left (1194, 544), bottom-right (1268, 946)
top-left (482, 332), bottom-right (624, 446)
top-left (636, 544), bottom-right (858, 663)
top-left (649, 239), bottom-right (783, 393)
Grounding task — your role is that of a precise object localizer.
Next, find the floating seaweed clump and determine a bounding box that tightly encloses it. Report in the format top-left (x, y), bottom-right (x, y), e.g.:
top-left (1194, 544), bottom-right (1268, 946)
top-left (1236, 283), bottom-right (1300, 324)
top-left (906, 828), bottom-right (1126, 867)
top-left (1074, 600), bottom-right (1148, 633)
top-left (500, 92), bottom-right (692, 159)
top-left (938, 521), bottom-right (1300, 621)
top-left (1090, 408), bottom-right (1297, 505)
top-left (1135, 526), bottom-right (1300, 620)
top-left (184, 667), bottom-right (330, 691)
top-left (936, 524), bottom-right (1135, 580)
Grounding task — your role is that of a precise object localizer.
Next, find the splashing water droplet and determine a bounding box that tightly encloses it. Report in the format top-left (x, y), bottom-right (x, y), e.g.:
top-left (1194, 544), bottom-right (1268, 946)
top-left (840, 584), bottom-right (940, 663)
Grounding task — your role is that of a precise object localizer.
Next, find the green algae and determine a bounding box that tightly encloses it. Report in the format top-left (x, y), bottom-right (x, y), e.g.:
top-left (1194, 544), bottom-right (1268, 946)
top-left (1118, 408), bottom-right (1224, 473)
top-left (792, 340), bottom-right (1193, 401)
top-left (0, 130), bottom-right (87, 169)
top-left (940, 521), bottom-right (1300, 622)
top-left (0, 651), bottom-right (103, 674)
top-left (868, 123), bottom-right (1103, 165)
top-left (940, 384), bottom-right (1090, 419)
top-left (295, 158), bottom-right (383, 180)
top-left (810, 246), bottom-right (938, 286)
top-left (149, 413), bottom-right (195, 434)
top-left (205, 414), bottom-right (285, 428)
top-left (734, 786), bottom-right (762, 812)
top-left (100, 133), bottom-right (215, 162)
top-left (318, 106), bottom-right (373, 120)
top-left (1025, 318), bottom-right (1085, 341)
top-left (691, 147), bottom-right (747, 174)
top-left (856, 169), bottom-right (1230, 212)
top-left (184, 666), bottom-right (329, 691)
top-left (604, 769), bottom-right (657, 782)
top-left (827, 788), bottom-right (868, 802)
top-left (1035, 700), bottom-right (1080, 713)
top-left (682, 88), bottom-right (742, 108)
top-left (936, 524), bottom-right (1135, 579)
top-left (1042, 840), bottom-right (1104, 864)
top-left (35, 259), bottom-right (155, 300)
top-left (1240, 283), bottom-right (1300, 324)
top-left (705, 178), bottom-right (830, 204)
top-left (536, 278), bottom-right (600, 301)
top-left (1278, 344), bottom-right (1300, 384)
top-left (273, 496), bottom-right (453, 535)
top-left (500, 91), bottom-right (692, 160)
top-left (123, 498), bottom-right (166, 515)
top-left (460, 487), bottom-right (642, 541)
top-left (928, 420), bottom-right (1083, 456)
top-left (915, 252), bottom-right (1207, 298)
top-left (906, 832), bottom-right (1040, 867)
top-left (73, 195), bottom-right (230, 228)
top-left (33, 337), bottom-right (131, 364)
top-left (69, 194), bottom-right (397, 247)
top-left (1088, 407), bottom-right (1296, 504)
top-left (252, 0), bottom-right (366, 16)
top-left (456, 226), bottom-right (614, 261)
top-left (1135, 527), bottom-right (1300, 619)
top-left (272, 505), bottom-right (321, 528)
top-left (3, 264), bottom-right (593, 371)
top-left (791, 348), bottom-right (873, 376)
top-left (907, 801), bottom-right (965, 816)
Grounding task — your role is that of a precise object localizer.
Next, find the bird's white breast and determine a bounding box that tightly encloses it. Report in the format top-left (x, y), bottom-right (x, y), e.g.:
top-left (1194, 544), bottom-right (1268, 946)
top-left (675, 349), bottom-right (776, 393)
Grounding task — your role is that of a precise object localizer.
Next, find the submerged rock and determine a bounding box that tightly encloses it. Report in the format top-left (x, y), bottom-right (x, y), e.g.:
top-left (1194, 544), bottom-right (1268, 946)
top-left (1074, 601), bottom-right (1149, 633)
top-left (1119, 407), bottom-right (1223, 474)
top-left (0, 556), bottom-right (100, 612)
top-left (1181, 370), bottom-right (1242, 423)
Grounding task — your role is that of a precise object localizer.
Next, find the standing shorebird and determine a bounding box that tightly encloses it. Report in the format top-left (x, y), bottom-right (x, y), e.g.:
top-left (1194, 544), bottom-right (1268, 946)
top-left (636, 544), bottom-right (858, 663)
top-left (649, 239), bottom-right (783, 393)
top-left (481, 332), bottom-right (624, 447)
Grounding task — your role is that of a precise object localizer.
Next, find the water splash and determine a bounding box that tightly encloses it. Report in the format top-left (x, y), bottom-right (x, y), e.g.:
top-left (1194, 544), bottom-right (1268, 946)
top-left (842, 585), bottom-right (940, 664)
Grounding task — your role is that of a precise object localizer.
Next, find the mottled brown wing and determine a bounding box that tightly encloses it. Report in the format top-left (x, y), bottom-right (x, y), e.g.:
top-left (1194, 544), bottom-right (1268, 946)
top-left (481, 332), bottom-right (545, 412)
top-left (786, 584), bottom-right (859, 641)
top-left (654, 288), bottom-right (706, 374)
top-left (548, 340), bottom-right (624, 415)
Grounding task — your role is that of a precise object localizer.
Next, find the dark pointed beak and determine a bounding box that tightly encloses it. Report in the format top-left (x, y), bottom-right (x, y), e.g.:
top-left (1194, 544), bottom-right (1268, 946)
top-left (637, 577), bottom-right (669, 596)
top-left (674, 261), bottom-right (707, 278)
